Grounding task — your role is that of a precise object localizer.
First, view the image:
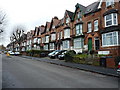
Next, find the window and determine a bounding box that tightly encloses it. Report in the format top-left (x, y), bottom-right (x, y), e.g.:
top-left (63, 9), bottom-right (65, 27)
top-left (106, 0), bottom-right (114, 7)
top-left (102, 31), bottom-right (119, 46)
top-left (76, 24), bottom-right (83, 35)
top-left (34, 38), bottom-right (37, 43)
top-left (57, 33), bottom-right (59, 40)
top-left (77, 11), bottom-right (82, 20)
top-left (44, 44), bottom-right (48, 50)
top-left (94, 20), bottom-right (98, 31)
top-left (52, 25), bottom-right (55, 29)
top-left (51, 34), bottom-right (56, 41)
top-left (60, 32), bottom-right (62, 39)
top-left (47, 28), bottom-right (49, 32)
top-left (45, 36), bottom-right (49, 43)
top-left (74, 38), bottom-right (83, 48)
top-left (50, 43), bottom-right (55, 50)
top-left (64, 28), bottom-right (70, 38)
top-left (42, 37), bottom-right (45, 43)
top-left (63, 40), bottom-right (70, 49)
top-left (87, 22), bottom-right (92, 33)
top-left (66, 17), bottom-right (69, 24)
top-left (105, 13), bottom-right (117, 27)
top-left (38, 38), bottom-right (41, 44)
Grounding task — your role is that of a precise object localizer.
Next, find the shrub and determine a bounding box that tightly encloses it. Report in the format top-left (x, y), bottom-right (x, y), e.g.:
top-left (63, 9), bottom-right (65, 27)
top-left (26, 50), bottom-right (50, 57)
top-left (64, 50), bottom-right (76, 62)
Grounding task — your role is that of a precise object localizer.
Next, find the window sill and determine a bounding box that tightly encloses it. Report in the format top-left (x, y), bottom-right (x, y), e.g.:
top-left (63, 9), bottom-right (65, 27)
top-left (102, 44), bottom-right (120, 47)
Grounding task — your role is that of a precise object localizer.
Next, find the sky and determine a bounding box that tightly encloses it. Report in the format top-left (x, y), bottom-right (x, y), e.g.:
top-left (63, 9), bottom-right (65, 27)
top-left (0, 0), bottom-right (97, 46)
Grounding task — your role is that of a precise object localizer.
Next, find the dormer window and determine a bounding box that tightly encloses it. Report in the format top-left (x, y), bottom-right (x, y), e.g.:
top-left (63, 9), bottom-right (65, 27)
top-left (52, 25), bottom-right (55, 29)
top-left (106, 0), bottom-right (114, 7)
top-left (66, 17), bottom-right (69, 24)
top-left (47, 28), bottom-right (49, 32)
top-left (77, 11), bottom-right (82, 20)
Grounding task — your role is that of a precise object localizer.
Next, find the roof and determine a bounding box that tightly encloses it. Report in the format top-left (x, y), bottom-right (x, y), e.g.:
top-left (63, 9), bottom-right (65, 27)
top-left (66, 10), bottom-right (74, 20)
top-left (84, 1), bottom-right (100, 15)
top-left (75, 3), bottom-right (86, 13)
top-left (40, 25), bottom-right (45, 34)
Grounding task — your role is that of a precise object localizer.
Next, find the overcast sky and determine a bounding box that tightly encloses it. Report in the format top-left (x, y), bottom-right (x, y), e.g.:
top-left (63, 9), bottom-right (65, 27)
top-left (0, 0), bottom-right (97, 46)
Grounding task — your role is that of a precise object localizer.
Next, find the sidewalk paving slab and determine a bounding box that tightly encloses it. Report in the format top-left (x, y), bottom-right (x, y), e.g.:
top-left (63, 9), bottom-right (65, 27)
top-left (21, 55), bottom-right (118, 77)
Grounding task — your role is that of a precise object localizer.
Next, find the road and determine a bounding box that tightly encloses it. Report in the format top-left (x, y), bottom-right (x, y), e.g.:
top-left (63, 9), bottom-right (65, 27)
top-left (2, 54), bottom-right (119, 88)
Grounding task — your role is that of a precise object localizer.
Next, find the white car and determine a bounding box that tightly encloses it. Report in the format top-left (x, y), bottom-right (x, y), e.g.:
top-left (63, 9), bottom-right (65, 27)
top-left (8, 51), bottom-right (15, 55)
top-left (14, 52), bottom-right (20, 55)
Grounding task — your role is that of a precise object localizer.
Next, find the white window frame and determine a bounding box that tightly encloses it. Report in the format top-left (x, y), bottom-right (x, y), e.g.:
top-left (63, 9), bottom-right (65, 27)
top-left (104, 13), bottom-right (118, 27)
top-left (63, 40), bottom-right (70, 49)
top-left (94, 20), bottom-right (98, 31)
top-left (51, 33), bottom-right (56, 41)
top-left (74, 38), bottom-right (84, 49)
top-left (45, 36), bottom-right (49, 43)
top-left (44, 44), bottom-right (48, 50)
top-left (64, 28), bottom-right (70, 38)
top-left (102, 31), bottom-right (119, 47)
top-left (76, 24), bottom-right (83, 35)
top-left (87, 22), bottom-right (92, 33)
top-left (106, 0), bottom-right (114, 7)
top-left (66, 17), bottom-right (70, 24)
top-left (50, 43), bottom-right (55, 50)
top-left (38, 38), bottom-right (41, 44)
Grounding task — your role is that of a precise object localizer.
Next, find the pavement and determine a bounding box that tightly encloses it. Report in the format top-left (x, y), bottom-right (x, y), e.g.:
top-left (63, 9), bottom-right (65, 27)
top-left (21, 55), bottom-right (119, 77)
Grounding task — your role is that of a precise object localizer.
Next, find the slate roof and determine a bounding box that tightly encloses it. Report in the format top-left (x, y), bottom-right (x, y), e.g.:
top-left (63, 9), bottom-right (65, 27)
top-left (84, 1), bottom-right (100, 15)
top-left (75, 3), bottom-right (86, 13)
top-left (66, 10), bottom-right (74, 20)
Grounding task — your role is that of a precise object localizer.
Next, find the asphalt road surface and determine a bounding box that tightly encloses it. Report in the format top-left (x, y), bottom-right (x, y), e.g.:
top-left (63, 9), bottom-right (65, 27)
top-left (2, 54), bottom-right (119, 88)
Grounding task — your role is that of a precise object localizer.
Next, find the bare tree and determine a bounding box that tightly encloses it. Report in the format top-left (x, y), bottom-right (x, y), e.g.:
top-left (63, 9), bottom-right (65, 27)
top-left (10, 25), bottom-right (26, 51)
top-left (0, 9), bottom-right (7, 34)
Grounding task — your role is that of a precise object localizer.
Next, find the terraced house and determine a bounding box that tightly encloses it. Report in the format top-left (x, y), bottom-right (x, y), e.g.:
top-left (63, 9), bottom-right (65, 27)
top-left (7, 0), bottom-right (120, 57)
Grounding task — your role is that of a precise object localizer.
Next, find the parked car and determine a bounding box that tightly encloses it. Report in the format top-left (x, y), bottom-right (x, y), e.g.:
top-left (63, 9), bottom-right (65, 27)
top-left (58, 50), bottom-right (67, 60)
top-left (8, 51), bottom-right (15, 55)
top-left (14, 52), bottom-right (20, 55)
top-left (117, 62), bottom-right (120, 77)
top-left (48, 50), bottom-right (66, 59)
top-left (48, 50), bottom-right (58, 57)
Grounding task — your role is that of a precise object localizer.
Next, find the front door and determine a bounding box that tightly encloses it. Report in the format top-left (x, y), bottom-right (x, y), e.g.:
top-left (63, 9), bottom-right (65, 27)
top-left (95, 37), bottom-right (100, 50)
top-left (88, 38), bottom-right (92, 51)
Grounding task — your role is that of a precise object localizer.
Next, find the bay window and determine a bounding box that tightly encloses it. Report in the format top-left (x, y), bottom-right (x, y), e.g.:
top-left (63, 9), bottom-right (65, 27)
top-left (34, 38), bottom-right (37, 43)
top-left (44, 44), bottom-right (48, 50)
top-left (45, 36), bottom-right (49, 43)
top-left (102, 31), bottom-right (119, 46)
top-left (51, 33), bottom-right (56, 41)
top-left (104, 13), bottom-right (118, 27)
top-left (63, 40), bottom-right (70, 49)
top-left (50, 43), bottom-right (55, 50)
top-left (38, 38), bottom-right (41, 44)
top-left (74, 38), bottom-right (83, 48)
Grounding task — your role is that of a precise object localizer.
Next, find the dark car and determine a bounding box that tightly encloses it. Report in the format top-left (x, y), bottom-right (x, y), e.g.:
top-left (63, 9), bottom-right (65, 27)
top-left (117, 62), bottom-right (120, 77)
top-left (58, 50), bottom-right (67, 60)
top-left (49, 50), bottom-right (66, 59)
